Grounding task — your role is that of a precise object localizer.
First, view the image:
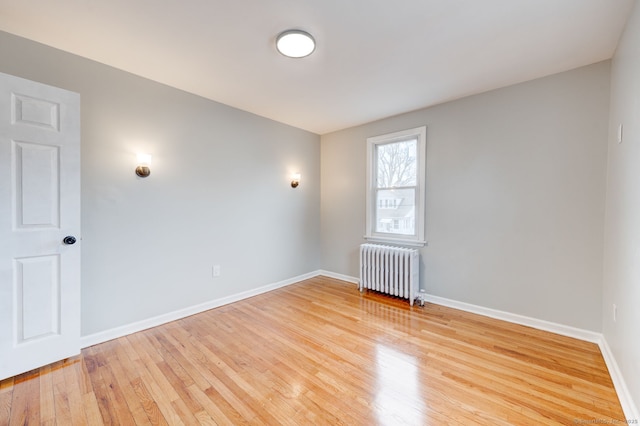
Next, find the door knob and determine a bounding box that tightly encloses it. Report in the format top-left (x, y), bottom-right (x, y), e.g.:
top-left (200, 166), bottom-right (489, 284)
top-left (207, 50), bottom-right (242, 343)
top-left (62, 236), bottom-right (77, 245)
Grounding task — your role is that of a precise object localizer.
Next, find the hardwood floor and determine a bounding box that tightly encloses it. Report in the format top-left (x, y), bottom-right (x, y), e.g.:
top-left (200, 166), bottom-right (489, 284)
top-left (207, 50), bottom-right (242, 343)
top-left (0, 276), bottom-right (625, 425)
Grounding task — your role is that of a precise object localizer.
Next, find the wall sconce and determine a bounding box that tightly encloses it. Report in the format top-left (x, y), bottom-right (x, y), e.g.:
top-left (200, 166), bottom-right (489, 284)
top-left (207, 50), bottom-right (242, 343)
top-left (291, 173), bottom-right (301, 188)
top-left (135, 153), bottom-right (152, 178)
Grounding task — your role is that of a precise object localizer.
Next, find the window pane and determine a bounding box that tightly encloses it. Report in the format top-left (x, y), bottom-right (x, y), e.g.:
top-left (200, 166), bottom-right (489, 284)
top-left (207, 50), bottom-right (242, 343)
top-left (376, 139), bottom-right (417, 188)
top-left (375, 188), bottom-right (415, 235)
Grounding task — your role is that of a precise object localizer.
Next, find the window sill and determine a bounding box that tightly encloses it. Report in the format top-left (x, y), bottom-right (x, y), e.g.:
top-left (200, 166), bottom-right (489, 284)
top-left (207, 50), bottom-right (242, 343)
top-left (364, 236), bottom-right (427, 248)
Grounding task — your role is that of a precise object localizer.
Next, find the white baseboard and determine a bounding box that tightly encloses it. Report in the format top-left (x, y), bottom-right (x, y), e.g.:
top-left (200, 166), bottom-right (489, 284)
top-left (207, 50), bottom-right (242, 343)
top-left (423, 294), bottom-right (602, 343)
top-left (597, 337), bottom-right (639, 421)
top-left (316, 269), bottom-right (359, 284)
top-left (80, 270), bottom-right (321, 348)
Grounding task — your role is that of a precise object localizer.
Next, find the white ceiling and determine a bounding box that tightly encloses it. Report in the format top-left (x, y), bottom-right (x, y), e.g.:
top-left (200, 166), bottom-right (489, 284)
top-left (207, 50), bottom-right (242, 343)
top-left (0, 0), bottom-right (635, 134)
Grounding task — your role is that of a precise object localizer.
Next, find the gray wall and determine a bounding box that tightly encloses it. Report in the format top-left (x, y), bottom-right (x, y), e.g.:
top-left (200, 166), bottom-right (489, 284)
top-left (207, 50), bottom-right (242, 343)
top-left (603, 0), bottom-right (640, 413)
top-left (321, 61), bottom-right (610, 331)
top-left (0, 31), bottom-right (321, 336)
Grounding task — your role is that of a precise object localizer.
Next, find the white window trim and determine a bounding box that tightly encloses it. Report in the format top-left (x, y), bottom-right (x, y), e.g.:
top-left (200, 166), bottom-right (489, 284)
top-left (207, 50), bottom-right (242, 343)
top-left (365, 126), bottom-right (427, 247)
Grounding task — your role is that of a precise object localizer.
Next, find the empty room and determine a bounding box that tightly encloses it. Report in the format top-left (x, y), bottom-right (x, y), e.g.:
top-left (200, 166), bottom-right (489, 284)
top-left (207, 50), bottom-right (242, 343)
top-left (1, 1), bottom-right (639, 424)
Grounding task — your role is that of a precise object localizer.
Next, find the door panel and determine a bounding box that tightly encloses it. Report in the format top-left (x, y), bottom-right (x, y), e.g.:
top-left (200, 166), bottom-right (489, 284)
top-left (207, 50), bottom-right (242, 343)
top-left (13, 140), bottom-right (60, 228)
top-left (0, 72), bottom-right (80, 380)
top-left (15, 254), bottom-right (60, 341)
top-left (12, 93), bottom-right (60, 131)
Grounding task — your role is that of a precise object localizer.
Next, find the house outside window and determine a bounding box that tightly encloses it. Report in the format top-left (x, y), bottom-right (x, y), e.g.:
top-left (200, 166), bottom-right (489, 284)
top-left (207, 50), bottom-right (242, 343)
top-left (365, 126), bottom-right (426, 246)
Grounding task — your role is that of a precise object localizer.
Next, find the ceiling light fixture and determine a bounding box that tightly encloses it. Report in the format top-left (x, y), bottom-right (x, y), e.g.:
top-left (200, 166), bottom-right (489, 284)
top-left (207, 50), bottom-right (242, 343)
top-left (276, 30), bottom-right (316, 58)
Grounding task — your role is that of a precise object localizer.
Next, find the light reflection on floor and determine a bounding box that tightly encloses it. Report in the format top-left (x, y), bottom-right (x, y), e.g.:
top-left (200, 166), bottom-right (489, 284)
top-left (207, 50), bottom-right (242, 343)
top-left (374, 344), bottom-right (425, 425)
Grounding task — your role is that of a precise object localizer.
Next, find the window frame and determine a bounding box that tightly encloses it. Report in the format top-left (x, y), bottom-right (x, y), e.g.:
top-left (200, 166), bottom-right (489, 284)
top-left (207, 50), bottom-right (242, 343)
top-left (365, 126), bottom-right (427, 247)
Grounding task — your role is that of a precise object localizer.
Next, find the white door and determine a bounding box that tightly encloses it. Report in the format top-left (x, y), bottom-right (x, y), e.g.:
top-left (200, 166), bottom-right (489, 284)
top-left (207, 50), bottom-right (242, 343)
top-left (0, 72), bottom-right (81, 380)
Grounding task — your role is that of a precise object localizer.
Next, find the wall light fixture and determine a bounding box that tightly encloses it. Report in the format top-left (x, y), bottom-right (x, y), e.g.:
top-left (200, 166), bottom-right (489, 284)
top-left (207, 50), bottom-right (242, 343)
top-left (135, 153), bottom-right (152, 178)
top-left (291, 173), bottom-right (301, 188)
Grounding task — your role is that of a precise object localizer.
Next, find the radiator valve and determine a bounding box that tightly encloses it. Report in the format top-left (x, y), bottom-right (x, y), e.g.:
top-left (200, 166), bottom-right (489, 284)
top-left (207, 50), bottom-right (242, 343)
top-left (417, 289), bottom-right (426, 306)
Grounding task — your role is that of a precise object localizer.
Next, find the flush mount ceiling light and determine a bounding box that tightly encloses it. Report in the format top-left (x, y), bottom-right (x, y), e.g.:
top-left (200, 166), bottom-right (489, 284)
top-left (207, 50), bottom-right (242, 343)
top-left (276, 30), bottom-right (316, 58)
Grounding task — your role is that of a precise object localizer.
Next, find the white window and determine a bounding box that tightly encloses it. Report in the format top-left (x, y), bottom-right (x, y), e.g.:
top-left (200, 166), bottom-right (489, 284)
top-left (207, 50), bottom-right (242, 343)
top-left (365, 126), bottom-right (426, 246)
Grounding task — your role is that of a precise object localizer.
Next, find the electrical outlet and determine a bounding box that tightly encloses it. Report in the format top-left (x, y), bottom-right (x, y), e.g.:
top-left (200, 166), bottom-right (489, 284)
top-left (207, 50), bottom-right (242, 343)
top-left (613, 303), bottom-right (617, 322)
top-left (213, 265), bottom-right (221, 277)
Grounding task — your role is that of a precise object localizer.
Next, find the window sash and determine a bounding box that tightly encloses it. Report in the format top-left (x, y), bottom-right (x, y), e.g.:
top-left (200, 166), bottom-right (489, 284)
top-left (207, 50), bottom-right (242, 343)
top-left (375, 138), bottom-right (417, 188)
top-left (374, 187), bottom-right (416, 236)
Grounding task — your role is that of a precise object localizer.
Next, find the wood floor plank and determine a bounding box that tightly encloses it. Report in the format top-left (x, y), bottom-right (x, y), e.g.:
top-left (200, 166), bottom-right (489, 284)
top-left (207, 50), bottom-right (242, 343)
top-left (8, 370), bottom-right (39, 426)
top-left (186, 383), bottom-right (239, 425)
top-left (0, 391), bottom-right (11, 426)
top-left (133, 359), bottom-right (185, 425)
top-left (63, 358), bottom-right (89, 425)
top-left (104, 347), bottom-right (159, 425)
top-left (96, 357), bottom-right (138, 425)
top-left (81, 391), bottom-right (105, 426)
top-left (50, 360), bottom-right (74, 426)
top-left (83, 347), bottom-right (118, 425)
top-left (0, 376), bottom-right (14, 426)
top-left (169, 397), bottom-right (201, 425)
top-left (37, 365), bottom-right (55, 425)
top-left (0, 276), bottom-right (627, 425)
top-left (130, 376), bottom-right (168, 426)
